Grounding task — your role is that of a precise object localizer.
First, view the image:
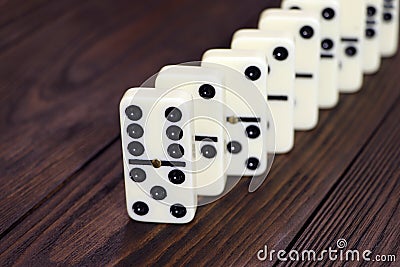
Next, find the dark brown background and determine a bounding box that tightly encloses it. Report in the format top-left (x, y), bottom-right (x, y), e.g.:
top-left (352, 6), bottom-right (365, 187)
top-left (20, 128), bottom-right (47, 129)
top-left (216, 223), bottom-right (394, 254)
top-left (0, 0), bottom-right (399, 266)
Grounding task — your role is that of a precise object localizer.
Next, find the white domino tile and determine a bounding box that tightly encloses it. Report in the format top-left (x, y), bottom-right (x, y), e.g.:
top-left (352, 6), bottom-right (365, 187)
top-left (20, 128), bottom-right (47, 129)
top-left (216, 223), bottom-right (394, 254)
top-left (202, 49), bottom-right (271, 177)
top-left (282, 0), bottom-right (340, 108)
top-left (259, 9), bottom-right (321, 130)
top-left (336, 0), bottom-right (366, 92)
top-left (155, 65), bottom-right (227, 196)
top-left (120, 88), bottom-right (197, 224)
top-left (380, 0), bottom-right (399, 57)
top-left (232, 29), bottom-right (296, 153)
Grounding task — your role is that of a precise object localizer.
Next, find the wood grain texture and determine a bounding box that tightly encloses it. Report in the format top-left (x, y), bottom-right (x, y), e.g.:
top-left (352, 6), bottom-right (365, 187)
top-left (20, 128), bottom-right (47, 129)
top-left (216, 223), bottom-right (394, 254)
top-left (278, 103), bottom-right (400, 267)
top-left (0, 0), bottom-right (399, 266)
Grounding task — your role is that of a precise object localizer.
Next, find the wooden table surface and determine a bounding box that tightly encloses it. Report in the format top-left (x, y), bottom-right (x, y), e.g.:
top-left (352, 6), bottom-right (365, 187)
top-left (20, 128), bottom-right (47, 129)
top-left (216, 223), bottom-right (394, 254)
top-left (0, 0), bottom-right (399, 266)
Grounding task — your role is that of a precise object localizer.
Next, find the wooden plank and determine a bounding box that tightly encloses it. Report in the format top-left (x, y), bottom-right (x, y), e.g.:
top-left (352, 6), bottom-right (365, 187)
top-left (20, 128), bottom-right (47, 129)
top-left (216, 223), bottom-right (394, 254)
top-left (275, 101), bottom-right (400, 266)
top-left (0, 143), bottom-right (127, 266)
top-left (0, 0), bottom-right (49, 28)
top-left (1, 54), bottom-right (399, 266)
top-left (0, 0), bottom-right (275, 237)
top-left (0, 0), bottom-right (66, 52)
top-left (0, 0), bottom-right (158, 235)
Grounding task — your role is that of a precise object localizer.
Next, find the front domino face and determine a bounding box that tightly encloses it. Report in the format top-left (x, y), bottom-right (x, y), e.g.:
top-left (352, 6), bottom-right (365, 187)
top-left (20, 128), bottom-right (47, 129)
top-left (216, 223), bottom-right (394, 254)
top-left (380, 0), bottom-right (399, 57)
top-left (120, 88), bottom-right (197, 224)
top-left (202, 49), bottom-right (270, 177)
top-left (259, 9), bottom-right (321, 130)
top-left (231, 29), bottom-right (295, 153)
top-left (363, 0), bottom-right (383, 74)
top-left (282, 0), bottom-right (340, 108)
top-left (337, 0), bottom-right (366, 92)
top-left (155, 65), bottom-right (227, 196)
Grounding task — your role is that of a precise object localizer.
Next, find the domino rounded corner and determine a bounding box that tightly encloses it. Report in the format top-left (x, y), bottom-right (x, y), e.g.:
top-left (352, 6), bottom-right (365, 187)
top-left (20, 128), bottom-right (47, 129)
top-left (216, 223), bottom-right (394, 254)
top-left (181, 212), bottom-right (197, 224)
top-left (319, 95), bottom-right (340, 110)
top-left (201, 49), bottom-right (218, 61)
top-left (364, 63), bottom-right (381, 75)
top-left (211, 184), bottom-right (227, 197)
top-left (381, 47), bottom-right (399, 58)
top-left (231, 28), bottom-right (254, 43)
top-left (339, 79), bottom-right (364, 94)
top-left (276, 138), bottom-right (295, 154)
top-left (295, 117), bottom-right (319, 131)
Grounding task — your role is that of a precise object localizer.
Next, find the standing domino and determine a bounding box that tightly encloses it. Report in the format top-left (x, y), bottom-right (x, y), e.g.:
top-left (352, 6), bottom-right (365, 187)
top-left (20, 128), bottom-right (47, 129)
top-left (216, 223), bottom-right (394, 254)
top-left (155, 65), bottom-right (227, 196)
top-left (336, 0), bottom-right (366, 92)
top-left (231, 29), bottom-right (296, 153)
top-left (120, 88), bottom-right (197, 224)
top-left (364, 0), bottom-right (382, 74)
top-left (281, 0), bottom-right (340, 108)
top-left (380, 0), bottom-right (399, 57)
top-left (259, 9), bottom-right (321, 130)
top-left (202, 49), bottom-right (271, 176)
